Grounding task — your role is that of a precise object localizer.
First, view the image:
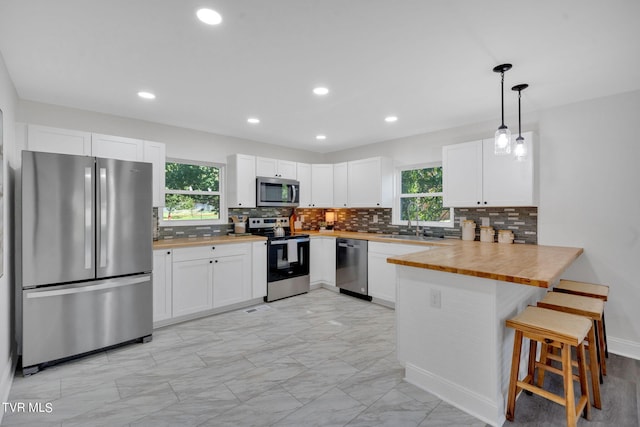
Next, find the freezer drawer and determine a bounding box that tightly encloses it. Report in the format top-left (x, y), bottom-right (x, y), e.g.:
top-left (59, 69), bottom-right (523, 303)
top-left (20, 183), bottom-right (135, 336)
top-left (22, 274), bottom-right (152, 368)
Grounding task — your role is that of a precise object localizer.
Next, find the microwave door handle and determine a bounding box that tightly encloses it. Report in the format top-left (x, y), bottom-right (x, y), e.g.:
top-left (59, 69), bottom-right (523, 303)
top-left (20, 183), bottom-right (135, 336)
top-left (291, 185), bottom-right (297, 203)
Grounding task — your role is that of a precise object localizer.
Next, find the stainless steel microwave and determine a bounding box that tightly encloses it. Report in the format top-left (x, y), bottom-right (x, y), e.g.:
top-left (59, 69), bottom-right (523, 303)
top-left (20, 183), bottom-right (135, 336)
top-left (256, 176), bottom-right (300, 207)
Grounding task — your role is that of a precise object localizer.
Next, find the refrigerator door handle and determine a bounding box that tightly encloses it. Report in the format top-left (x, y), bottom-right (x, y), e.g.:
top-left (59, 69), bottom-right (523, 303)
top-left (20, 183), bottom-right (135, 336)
top-left (25, 274), bottom-right (151, 299)
top-left (84, 166), bottom-right (93, 269)
top-left (99, 167), bottom-right (108, 268)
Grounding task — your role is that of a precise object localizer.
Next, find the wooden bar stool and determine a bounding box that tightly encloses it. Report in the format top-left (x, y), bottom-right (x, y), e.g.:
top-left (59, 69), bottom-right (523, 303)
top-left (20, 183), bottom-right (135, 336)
top-left (506, 306), bottom-right (592, 427)
top-left (554, 279), bottom-right (609, 358)
top-left (537, 291), bottom-right (603, 408)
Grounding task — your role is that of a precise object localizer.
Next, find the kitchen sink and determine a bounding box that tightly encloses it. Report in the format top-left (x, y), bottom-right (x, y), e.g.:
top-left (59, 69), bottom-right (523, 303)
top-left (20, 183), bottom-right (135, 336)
top-left (380, 235), bottom-right (445, 242)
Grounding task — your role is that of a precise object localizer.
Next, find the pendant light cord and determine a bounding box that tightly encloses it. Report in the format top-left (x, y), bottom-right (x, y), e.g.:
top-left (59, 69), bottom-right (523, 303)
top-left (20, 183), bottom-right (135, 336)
top-left (518, 90), bottom-right (522, 137)
top-left (500, 72), bottom-right (505, 127)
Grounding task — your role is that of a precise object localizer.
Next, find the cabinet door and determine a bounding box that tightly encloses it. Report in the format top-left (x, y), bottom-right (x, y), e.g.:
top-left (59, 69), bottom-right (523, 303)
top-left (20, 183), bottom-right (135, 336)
top-left (27, 125), bottom-right (91, 156)
top-left (442, 140), bottom-right (483, 207)
top-left (153, 249), bottom-right (173, 323)
top-left (310, 238), bottom-right (324, 285)
top-left (333, 162), bottom-right (348, 207)
top-left (311, 164), bottom-right (334, 207)
top-left (368, 251), bottom-right (396, 302)
top-left (348, 157), bottom-right (393, 207)
top-left (256, 157), bottom-right (278, 177)
top-left (321, 237), bottom-right (336, 286)
top-left (252, 241), bottom-right (267, 298)
top-left (482, 133), bottom-right (535, 206)
top-left (213, 254), bottom-right (251, 308)
top-left (143, 141), bottom-right (166, 207)
top-left (92, 133), bottom-right (144, 161)
top-left (172, 259), bottom-right (213, 317)
top-left (227, 154), bottom-right (256, 207)
top-left (297, 163), bottom-right (312, 207)
top-left (277, 160), bottom-right (297, 179)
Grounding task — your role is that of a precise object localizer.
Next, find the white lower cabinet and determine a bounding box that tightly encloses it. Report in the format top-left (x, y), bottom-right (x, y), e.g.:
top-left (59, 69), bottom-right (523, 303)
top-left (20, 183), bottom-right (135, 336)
top-left (172, 258), bottom-right (214, 317)
top-left (310, 237), bottom-right (336, 287)
top-left (155, 242), bottom-right (255, 324)
top-left (252, 241), bottom-right (267, 298)
top-left (152, 249), bottom-right (173, 323)
top-left (367, 242), bottom-right (425, 303)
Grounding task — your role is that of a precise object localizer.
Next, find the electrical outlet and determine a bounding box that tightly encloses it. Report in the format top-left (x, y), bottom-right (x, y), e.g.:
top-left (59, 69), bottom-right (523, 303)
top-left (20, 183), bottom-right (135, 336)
top-left (430, 289), bottom-right (441, 309)
top-left (372, 214), bottom-right (378, 223)
top-left (481, 217), bottom-right (490, 227)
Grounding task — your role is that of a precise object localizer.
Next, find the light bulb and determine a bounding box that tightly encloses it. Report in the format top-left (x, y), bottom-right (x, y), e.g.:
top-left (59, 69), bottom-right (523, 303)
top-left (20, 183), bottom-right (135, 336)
top-left (513, 136), bottom-right (527, 161)
top-left (494, 127), bottom-right (511, 155)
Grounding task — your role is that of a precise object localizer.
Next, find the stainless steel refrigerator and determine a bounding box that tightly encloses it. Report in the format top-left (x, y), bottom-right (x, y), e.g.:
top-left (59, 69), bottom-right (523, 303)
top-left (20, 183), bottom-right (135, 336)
top-left (20, 150), bottom-right (153, 374)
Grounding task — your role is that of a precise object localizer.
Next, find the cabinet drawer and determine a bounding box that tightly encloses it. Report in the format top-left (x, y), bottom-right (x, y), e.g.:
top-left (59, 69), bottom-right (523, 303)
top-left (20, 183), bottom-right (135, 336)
top-left (173, 243), bottom-right (250, 262)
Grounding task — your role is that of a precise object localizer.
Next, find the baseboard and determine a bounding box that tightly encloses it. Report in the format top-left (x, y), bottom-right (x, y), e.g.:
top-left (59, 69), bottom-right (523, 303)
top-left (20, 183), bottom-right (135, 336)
top-left (0, 351), bottom-right (17, 425)
top-left (153, 297), bottom-right (266, 329)
top-left (404, 362), bottom-right (504, 427)
top-left (608, 336), bottom-right (640, 361)
top-left (320, 283), bottom-right (339, 293)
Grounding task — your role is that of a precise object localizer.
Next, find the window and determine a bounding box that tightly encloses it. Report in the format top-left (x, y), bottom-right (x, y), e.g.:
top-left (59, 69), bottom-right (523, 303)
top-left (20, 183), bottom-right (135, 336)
top-left (393, 163), bottom-right (453, 227)
top-left (162, 159), bottom-right (225, 225)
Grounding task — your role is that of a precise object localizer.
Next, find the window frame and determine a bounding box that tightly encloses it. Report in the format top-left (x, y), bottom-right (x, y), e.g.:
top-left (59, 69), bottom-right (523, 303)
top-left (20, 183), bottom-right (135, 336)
top-left (392, 162), bottom-right (454, 228)
top-left (160, 158), bottom-right (227, 227)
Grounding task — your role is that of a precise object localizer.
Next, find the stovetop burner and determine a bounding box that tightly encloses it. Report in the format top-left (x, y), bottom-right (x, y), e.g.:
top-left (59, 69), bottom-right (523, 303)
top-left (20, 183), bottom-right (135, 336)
top-left (248, 217), bottom-right (309, 240)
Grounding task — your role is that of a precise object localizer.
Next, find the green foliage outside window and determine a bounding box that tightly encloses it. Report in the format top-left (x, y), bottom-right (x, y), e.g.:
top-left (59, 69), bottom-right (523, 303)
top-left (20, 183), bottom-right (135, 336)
top-left (400, 166), bottom-right (450, 223)
top-left (163, 162), bottom-right (221, 221)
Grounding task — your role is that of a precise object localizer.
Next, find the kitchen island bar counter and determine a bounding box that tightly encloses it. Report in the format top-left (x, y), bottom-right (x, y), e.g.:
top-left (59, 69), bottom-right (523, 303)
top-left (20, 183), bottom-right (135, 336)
top-left (387, 240), bottom-right (583, 288)
top-left (388, 240), bottom-right (584, 427)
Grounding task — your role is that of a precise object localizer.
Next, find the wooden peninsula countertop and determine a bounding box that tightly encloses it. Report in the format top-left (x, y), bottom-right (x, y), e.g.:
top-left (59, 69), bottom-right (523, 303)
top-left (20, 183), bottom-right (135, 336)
top-left (387, 240), bottom-right (583, 288)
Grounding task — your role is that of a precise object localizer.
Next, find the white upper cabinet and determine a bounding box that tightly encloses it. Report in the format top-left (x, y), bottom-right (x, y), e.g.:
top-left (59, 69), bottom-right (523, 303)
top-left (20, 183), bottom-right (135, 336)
top-left (143, 141), bottom-right (166, 207)
top-left (256, 157), bottom-right (297, 179)
top-left (333, 162), bottom-right (348, 207)
top-left (91, 133), bottom-right (144, 161)
top-left (227, 154), bottom-right (256, 208)
top-left (297, 163), bottom-right (312, 207)
top-left (26, 125), bottom-right (91, 156)
top-left (310, 164), bottom-right (334, 207)
top-left (347, 157), bottom-right (394, 207)
top-left (443, 132), bottom-right (536, 207)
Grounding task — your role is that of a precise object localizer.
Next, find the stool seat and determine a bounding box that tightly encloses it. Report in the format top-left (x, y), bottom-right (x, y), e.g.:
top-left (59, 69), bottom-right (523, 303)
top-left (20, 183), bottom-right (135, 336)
top-left (506, 306), bottom-right (593, 427)
top-left (555, 279), bottom-right (609, 301)
top-left (538, 292), bottom-right (603, 320)
top-left (506, 305), bottom-right (592, 345)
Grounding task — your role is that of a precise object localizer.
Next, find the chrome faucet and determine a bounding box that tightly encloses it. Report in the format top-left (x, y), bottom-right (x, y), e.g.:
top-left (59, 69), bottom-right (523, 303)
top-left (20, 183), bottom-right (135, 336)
top-left (407, 201), bottom-right (423, 237)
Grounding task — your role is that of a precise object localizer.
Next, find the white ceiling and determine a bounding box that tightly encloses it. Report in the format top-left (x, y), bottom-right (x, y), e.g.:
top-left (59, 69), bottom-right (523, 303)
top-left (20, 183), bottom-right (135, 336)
top-left (0, 1), bottom-right (638, 153)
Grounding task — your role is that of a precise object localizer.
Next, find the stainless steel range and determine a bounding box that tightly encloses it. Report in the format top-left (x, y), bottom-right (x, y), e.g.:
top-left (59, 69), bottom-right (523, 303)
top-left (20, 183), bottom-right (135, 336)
top-left (249, 217), bottom-right (310, 302)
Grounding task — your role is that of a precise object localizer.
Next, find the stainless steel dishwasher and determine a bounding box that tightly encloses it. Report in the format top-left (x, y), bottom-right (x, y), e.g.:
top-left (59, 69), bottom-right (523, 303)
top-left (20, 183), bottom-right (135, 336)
top-left (336, 238), bottom-right (370, 300)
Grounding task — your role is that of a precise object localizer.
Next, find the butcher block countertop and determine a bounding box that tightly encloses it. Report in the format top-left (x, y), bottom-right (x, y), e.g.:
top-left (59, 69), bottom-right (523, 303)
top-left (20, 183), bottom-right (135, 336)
top-left (387, 240), bottom-right (583, 288)
top-left (153, 234), bottom-right (267, 250)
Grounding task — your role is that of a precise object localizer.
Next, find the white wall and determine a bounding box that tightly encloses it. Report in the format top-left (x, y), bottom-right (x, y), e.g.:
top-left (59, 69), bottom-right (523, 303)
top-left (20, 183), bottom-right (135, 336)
top-left (0, 52), bottom-right (18, 420)
top-left (327, 90), bottom-right (640, 359)
top-left (17, 100), bottom-right (321, 164)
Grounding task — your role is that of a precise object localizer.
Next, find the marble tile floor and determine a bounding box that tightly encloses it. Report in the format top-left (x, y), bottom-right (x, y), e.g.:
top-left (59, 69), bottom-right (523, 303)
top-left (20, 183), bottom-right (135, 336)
top-left (2, 288), bottom-right (639, 426)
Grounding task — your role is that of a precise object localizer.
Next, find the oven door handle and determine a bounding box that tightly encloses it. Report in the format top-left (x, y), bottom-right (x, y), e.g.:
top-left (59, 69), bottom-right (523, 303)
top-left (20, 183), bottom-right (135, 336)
top-left (270, 238), bottom-right (310, 245)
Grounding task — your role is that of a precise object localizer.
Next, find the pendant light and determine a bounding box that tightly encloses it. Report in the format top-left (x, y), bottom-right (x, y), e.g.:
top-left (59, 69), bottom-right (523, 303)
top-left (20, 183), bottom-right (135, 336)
top-left (511, 83), bottom-right (529, 162)
top-left (493, 64), bottom-right (512, 155)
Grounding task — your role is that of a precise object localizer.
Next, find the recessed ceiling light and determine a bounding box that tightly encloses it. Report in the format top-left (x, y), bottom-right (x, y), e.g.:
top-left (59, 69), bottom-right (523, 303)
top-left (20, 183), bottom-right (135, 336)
top-left (384, 116), bottom-right (398, 122)
top-left (316, 135), bottom-right (327, 140)
top-left (137, 91), bottom-right (156, 100)
top-left (197, 8), bottom-right (222, 25)
top-left (247, 117), bottom-right (260, 124)
top-left (313, 87), bottom-right (329, 96)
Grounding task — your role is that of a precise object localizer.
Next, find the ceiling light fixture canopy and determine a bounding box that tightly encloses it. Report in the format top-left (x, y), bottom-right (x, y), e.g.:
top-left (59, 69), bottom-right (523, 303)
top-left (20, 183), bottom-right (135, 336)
top-left (247, 117), bottom-right (260, 124)
top-left (313, 87), bottom-right (329, 96)
top-left (493, 63), bottom-right (512, 155)
top-left (384, 116), bottom-right (398, 123)
top-left (511, 83), bottom-right (529, 162)
top-left (137, 91), bottom-right (156, 100)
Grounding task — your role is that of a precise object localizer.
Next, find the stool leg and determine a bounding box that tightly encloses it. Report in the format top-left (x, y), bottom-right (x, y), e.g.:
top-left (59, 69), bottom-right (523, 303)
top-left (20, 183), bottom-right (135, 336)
top-left (536, 342), bottom-right (547, 388)
top-left (526, 339), bottom-right (537, 394)
top-left (561, 343), bottom-right (577, 427)
top-left (602, 311), bottom-right (609, 358)
top-left (596, 319), bottom-right (607, 376)
top-left (506, 330), bottom-right (524, 422)
top-left (576, 341), bottom-right (592, 420)
top-left (587, 325), bottom-right (602, 409)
